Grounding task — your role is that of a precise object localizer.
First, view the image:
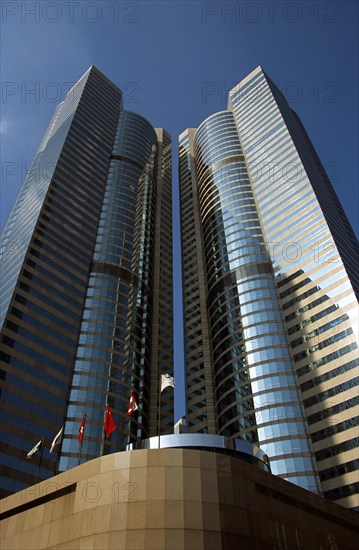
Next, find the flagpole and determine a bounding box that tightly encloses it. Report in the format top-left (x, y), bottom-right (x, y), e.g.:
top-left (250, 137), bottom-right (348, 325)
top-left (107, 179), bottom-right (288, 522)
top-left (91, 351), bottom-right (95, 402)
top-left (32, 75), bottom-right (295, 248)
top-left (126, 390), bottom-right (138, 449)
top-left (78, 414), bottom-right (86, 465)
top-left (128, 416), bottom-right (131, 448)
top-left (158, 373), bottom-right (162, 449)
top-left (35, 436), bottom-right (45, 484)
top-left (101, 404), bottom-right (108, 456)
top-left (101, 413), bottom-right (105, 457)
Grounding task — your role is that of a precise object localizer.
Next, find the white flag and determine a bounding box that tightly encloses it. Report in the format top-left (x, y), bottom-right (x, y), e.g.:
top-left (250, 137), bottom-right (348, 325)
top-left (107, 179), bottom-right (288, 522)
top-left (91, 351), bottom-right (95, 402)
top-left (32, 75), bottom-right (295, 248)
top-left (27, 439), bottom-right (43, 459)
top-left (161, 374), bottom-right (175, 392)
top-left (50, 427), bottom-right (63, 453)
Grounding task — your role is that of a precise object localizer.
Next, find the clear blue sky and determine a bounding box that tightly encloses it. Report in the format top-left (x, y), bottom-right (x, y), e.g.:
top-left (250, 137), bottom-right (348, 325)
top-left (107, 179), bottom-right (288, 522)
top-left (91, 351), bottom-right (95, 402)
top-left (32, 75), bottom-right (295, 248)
top-left (1, 0), bottom-right (358, 420)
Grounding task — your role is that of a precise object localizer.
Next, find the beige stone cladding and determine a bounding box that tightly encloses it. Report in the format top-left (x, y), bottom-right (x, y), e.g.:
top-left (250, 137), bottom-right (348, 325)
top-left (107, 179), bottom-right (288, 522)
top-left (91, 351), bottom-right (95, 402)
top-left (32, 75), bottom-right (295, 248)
top-left (1, 448), bottom-right (358, 549)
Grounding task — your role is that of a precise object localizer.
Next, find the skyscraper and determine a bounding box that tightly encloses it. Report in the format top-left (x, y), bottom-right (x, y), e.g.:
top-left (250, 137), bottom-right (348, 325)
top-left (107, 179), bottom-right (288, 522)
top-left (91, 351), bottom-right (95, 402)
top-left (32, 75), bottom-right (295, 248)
top-left (179, 66), bottom-right (358, 510)
top-left (0, 66), bottom-right (173, 497)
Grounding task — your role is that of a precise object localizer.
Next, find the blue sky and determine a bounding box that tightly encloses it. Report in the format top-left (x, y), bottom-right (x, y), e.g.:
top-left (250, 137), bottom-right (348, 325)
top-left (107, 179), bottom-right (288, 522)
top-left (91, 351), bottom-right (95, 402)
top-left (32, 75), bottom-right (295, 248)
top-left (1, 0), bottom-right (358, 420)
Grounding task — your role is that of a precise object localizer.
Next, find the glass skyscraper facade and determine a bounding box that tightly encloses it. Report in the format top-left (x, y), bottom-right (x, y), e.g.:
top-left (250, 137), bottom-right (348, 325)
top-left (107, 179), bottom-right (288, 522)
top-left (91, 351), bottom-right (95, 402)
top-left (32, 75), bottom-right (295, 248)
top-left (179, 66), bottom-right (358, 510)
top-left (1, 64), bottom-right (357, 513)
top-left (0, 67), bottom-right (173, 496)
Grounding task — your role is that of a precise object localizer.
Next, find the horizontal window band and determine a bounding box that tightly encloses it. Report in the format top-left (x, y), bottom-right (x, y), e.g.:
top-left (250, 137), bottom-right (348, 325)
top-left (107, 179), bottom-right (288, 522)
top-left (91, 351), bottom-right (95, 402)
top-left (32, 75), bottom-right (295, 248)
top-left (90, 262), bottom-right (151, 297)
top-left (0, 483), bottom-right (77, 521)
top-left (207, 262), bottom-right (272, 304)
top-left (110, 154), bottom-right (147, 171)
top-left (255, 482), bottom-right (359, 533)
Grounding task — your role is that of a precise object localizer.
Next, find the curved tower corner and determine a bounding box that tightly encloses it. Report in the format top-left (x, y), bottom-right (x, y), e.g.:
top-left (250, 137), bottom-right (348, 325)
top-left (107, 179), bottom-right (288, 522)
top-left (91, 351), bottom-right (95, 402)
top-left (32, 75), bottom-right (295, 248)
top-left (0, 67), bottom-right (173, 497)
top-left (179, 66), bottom-right (359, 510)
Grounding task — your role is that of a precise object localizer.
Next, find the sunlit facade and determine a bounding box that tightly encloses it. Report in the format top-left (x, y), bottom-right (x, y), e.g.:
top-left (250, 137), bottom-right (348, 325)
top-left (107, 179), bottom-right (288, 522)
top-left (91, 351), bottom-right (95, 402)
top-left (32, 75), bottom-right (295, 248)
top-left (179, 66), bottom-right (358, 510)
top-left (3, 439), bottom-right (358, 550)
top-left (0, 66), bottom-right (173, 496)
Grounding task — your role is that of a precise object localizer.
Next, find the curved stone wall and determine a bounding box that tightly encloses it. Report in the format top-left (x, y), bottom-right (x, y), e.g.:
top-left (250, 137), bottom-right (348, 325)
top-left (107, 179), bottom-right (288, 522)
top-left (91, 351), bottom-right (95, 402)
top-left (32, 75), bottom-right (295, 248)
top-left (1, 448), bottom-right (358, 549)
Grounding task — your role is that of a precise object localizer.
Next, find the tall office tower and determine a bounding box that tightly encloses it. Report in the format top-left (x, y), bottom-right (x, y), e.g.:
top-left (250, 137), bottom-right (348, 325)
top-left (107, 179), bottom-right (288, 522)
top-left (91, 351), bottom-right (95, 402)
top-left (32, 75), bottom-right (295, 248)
top-left (0, 66), bottom-right (173, 497)
top-left (179, 66), bottom-right (358, 510)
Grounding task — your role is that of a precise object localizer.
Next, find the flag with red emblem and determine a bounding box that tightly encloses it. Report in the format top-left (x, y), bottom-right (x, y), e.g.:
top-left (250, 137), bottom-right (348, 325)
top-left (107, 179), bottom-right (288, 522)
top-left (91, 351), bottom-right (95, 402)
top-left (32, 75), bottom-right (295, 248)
top-left (127, 390), bottom-right (138, 416)
top-left (78, 417), bottom-right (86, 444)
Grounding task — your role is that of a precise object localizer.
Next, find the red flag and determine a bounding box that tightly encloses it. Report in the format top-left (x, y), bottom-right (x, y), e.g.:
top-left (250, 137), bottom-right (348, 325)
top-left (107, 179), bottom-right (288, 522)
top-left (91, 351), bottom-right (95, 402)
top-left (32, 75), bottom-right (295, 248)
top-left (78, 417), bottom-right (86, 444)
top-left (127, 390), bottom-right (139, 416)
top-left (104, 404), bottom-right (117, 437)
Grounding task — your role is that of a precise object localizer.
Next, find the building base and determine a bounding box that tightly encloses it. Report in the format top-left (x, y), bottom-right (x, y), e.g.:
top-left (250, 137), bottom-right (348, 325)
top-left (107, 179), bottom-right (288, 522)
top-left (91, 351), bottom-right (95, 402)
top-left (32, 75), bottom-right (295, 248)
top-left (1, 447), bottom-right (358, 549)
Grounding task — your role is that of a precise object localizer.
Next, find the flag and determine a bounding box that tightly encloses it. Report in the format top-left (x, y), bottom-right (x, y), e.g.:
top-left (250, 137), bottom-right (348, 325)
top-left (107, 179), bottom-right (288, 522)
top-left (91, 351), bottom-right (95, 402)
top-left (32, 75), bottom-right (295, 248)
top-left (104, 404), bottom-right (117, 437)
top-left (50, 427), bottom-right (63, 453)
top-left (78, 416), bottom-right (86, 444)
top-left (161, 374), bottom-right (175, 392)
top-left (127, 390), bottom-right (138, 416)
top-left (27, 439), bottom-right (43, 459)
